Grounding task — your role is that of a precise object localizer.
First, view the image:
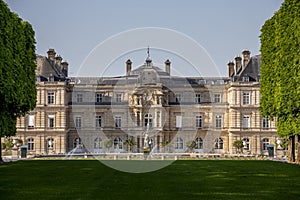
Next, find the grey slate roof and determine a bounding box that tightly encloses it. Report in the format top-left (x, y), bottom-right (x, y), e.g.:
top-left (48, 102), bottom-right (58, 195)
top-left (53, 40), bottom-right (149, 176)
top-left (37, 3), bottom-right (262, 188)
top-left (130, 64), bottom-right (170, 76)
top-left (36, 55), bottom-right (67, 81)
top-left (234, 55), bottom-right (261, 82)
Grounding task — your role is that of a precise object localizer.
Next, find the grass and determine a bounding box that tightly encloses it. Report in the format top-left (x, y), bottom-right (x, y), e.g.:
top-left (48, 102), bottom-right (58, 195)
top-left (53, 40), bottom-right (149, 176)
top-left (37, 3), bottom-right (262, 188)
top-left (0, 160), bottom-right (300, 200)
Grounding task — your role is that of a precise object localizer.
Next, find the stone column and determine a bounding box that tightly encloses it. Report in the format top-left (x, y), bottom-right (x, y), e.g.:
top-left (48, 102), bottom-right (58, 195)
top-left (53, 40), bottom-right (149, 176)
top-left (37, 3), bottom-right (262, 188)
top-left (228, 132), bottom-right (233, 154)
top-left (274, 136), bottom-right (277, 157)
top-left (41, 89), bottom-right (45, 105)
top-left (60, 135), bottom-right (67, 154)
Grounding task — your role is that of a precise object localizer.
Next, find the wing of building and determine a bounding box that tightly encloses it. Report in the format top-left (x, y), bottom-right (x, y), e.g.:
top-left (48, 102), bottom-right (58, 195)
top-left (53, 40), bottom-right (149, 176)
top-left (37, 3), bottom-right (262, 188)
top-left (15, 48), bottom-right (284, 157)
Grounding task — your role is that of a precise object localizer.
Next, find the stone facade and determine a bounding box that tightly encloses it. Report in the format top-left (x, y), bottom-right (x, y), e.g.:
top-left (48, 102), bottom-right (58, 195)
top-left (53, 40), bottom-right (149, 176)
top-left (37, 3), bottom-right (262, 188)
top-left (14, 49), bottom-right (284, 157)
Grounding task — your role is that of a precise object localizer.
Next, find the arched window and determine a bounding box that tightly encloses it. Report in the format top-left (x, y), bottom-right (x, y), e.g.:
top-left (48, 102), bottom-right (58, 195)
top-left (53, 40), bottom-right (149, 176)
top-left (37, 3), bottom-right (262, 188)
top-left (243, 138), bottom-right (250, 150)
top-left (113, 138), bottom-right (123, 149)
top-left (144, 114), bottom-right (153, 128)
top-left (262, 138), bottom-right (269, 150)
top-left (214, 138), bottom-right (223, 149)
top-left (195, 137), bottom-right (203, 149)
top-left (47, 138), bottom-right (54, 149)
top-left (27, 138), bottom-right (34, 150)
top-left (94, 137), bottom-right (102, 149)
top-left (175, 137), bottom-right (184, 149)
top-left (73, 138), bottom-right (82, 149)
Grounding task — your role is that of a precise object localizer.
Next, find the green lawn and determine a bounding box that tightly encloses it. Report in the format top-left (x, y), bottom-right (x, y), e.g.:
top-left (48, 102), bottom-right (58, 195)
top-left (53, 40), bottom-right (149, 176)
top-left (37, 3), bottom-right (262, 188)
top-left (0, 160), bottom-right (300, 200)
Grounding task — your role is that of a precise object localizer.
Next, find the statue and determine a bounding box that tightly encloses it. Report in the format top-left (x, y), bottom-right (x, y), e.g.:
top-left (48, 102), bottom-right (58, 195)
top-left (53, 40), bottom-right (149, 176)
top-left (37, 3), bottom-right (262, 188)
top-left (276, 139), bottom-right (282, 149)
top-left (143, 124), bottom-right (152, 151)
top-left (144, 132), bottom-right (149, 148)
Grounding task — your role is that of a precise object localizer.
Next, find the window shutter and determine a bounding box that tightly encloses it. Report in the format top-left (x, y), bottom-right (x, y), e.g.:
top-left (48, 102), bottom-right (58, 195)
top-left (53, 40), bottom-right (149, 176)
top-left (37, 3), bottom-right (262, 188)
top-left (28, 115), bottom-right (34, 126)
top-left (176, 116), bottom-right (182, 128)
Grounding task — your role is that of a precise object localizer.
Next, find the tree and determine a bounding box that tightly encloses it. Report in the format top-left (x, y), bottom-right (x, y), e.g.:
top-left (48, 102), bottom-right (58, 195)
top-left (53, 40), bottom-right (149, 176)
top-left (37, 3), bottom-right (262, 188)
top-left (233, 140), bottom-right (244, 154)
top-left (260, 0), bottom-right (300, 163)
top-left (1, 137), bottom-right (14, 151)
top-left (103, 139), bottom-right (113, 153)
top-left (186, 140), bottom-right (196, 153)
top-left (0, 0), bottom-right (36, 163)
top-left (124, 138), bottom-right (136, 152)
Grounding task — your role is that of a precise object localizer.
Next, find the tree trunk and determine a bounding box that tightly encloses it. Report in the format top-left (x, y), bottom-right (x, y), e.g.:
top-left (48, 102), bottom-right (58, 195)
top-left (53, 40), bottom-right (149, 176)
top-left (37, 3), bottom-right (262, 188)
top-left (296, 142), bottom-right (300, 164)
top-left (288, 136), bottom-right (295, 163)
top-left (0, 137), bottom-right (4, 164)
top-left (296, 135), bottom-right (300, 164)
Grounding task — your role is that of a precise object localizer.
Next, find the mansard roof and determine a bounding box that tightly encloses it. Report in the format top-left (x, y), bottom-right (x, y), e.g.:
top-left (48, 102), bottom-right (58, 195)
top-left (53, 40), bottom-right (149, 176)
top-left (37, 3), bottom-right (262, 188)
top-left (36, 54), bottom-right (68, 82)
top-left (130, 64), bottom-right (170, 76)
top-left (236, 55), bottom-right (261, 82)
top-left (230, 54), bottom-right (261, 82)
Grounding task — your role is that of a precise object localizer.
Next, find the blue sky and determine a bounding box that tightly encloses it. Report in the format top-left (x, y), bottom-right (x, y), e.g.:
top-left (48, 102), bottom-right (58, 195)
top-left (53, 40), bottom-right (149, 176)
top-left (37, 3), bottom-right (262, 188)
top-left (4, 0), bottom-right (283, 77)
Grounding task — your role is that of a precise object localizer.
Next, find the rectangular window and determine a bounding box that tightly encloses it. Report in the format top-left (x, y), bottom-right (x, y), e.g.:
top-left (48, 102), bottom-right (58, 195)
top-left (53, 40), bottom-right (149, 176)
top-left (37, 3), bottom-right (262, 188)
top-left (75, 116), bottom-right (82, 129)
top-left (216, 115), bottom-right (222, 128)
top-left (115, 116), bottom-right (121, 128)
top-left (196, 115), bottom-right (202, 128)
top-left (214, 94), bottom-right (221, 103)
top-left (27, 138), bottom-right (34, 150)
top-left (262, 138), bottom-right (269, 150)
top-left (243, 92), bottom-right (250, 105)
top-left (48, 92), bottom-right (54, 104)
top-left (176, 116), bottom-right (182, 128)
top-left (243, 115), bottom-right (250, 129)
top-left (96, 115), bottom-right (102, 128)
top-left (116, 94), bottom-right (122, 102)
top-left (175, 94), bottom-right (181, 103)
top-left (28, 115), bottom-right (34, 127)
top-left (48, 115), bottom-right (55, 128)
top-left (175, 138), bottom-right (184, 149)
top-left (262, 118), bottom-right (270, 129)
top-left (195, 94), bottom-right (201, 103)
top-left (144, 114), bottom-right (152, 128)
top-left (76, 94), bottom-right (83, 102)
top-left (96, 93), bottom-right (103, 103)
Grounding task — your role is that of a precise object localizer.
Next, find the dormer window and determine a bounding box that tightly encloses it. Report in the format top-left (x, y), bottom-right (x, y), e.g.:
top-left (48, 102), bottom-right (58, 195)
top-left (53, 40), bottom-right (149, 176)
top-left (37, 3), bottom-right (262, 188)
top-left (242, 76), bottom-right (249, 82)
top-left (116, 93), bottom-right (122, 102)
top-left (96, 93), bottom-right (103, 103)
top-left (175, 94), bottom-right (181, 103)
top-left (76, 94), bottom-right (83, 103)
top-left (49, 73), bottom-right (54, 82)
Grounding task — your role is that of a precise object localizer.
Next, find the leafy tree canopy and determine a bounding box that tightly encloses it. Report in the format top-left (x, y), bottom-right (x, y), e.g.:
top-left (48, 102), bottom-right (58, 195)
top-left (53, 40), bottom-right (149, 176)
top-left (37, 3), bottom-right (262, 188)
top-left (260, 0), bottom-right (300, 138)
top-left (0, 0), bottom-right (36, 138)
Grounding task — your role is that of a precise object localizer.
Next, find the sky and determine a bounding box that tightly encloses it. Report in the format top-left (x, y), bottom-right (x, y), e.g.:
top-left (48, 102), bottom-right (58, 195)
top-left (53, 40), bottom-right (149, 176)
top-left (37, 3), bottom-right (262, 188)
top-left (4, 0), bottom-right (283, 77)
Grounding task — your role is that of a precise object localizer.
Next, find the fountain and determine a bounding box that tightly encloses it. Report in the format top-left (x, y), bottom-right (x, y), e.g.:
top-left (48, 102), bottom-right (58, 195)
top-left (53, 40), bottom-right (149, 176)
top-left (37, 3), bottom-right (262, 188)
top-left (64, 139), bottom-right (84, 159)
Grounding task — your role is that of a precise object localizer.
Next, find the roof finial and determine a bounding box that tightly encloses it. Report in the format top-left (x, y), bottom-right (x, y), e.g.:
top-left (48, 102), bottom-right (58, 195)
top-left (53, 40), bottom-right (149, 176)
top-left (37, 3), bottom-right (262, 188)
top-left (145, 46), bottom-right (152, 66)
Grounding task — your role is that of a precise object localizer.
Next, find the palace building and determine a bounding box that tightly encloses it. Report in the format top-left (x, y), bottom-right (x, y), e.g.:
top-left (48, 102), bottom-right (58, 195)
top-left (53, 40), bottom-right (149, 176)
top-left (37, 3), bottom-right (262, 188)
top-left (15, 48), bottom-right (284, 157)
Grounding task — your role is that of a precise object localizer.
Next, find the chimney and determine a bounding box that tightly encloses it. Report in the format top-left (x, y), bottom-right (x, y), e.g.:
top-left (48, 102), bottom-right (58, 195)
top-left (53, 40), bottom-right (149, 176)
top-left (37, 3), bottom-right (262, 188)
top-left (126, 59), bottom-right (132, 76)
top-left (242, 49), bottom-right (251, 69)
top-left (61, 61), bottom-right (69, 77)
top-left (47, 49), bottom-right (56, 60)
top-left (165, 59), bottom-right (171, 75)
top-left (227, 61), bottom-right (235, 77)
top-left (234, 56), bottom-right (242, 74)
top-left (55, 55), bottom-right (62, 66)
